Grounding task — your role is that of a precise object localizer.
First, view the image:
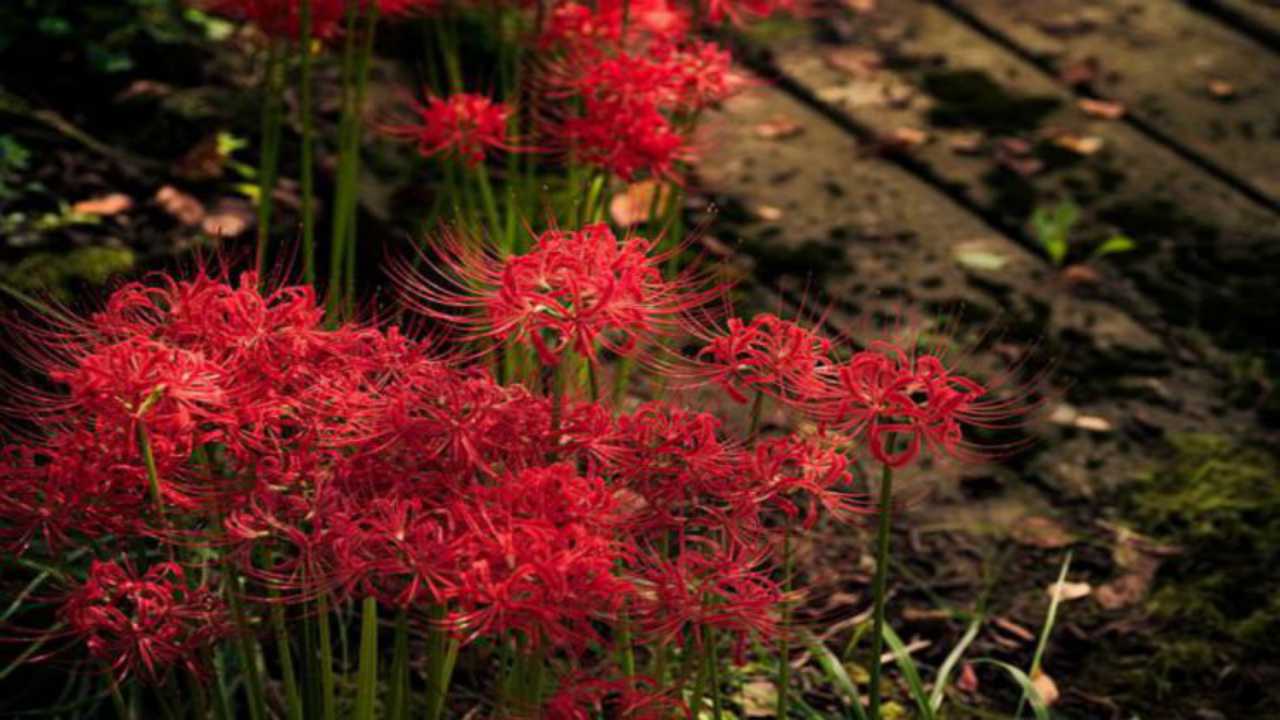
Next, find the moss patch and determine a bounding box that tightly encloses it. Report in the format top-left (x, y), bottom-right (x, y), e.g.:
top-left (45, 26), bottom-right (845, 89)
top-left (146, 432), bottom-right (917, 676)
top-left (3, 245), bottom-right (135, 300)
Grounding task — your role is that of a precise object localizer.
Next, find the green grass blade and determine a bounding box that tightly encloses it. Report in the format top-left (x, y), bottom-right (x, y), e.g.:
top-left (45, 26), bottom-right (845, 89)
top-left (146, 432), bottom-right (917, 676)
top-left (802, 630), bottom-right (868, 720)
top-left (882, 623), bottom-right (934, 720)
top-left (928, 614), bottom-right (982, 713)
top-left (971, 659), bottom-right (1051, 720)
top-left (354, 596), bottom-right (379, 720)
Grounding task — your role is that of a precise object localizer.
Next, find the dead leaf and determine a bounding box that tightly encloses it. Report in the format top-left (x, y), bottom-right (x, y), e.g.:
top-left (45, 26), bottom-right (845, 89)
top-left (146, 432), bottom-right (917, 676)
top-left (1094, 524), bottom-right (1180, 609)
top-left (202, 199), bottom-right (254, 238)
top-left (901, 607), bottom-right (951, 622)
top-left (1047, 403), bottom-right (1112, 432)
top-left (609, 181), bottom-right (672, 227)
top-left (1053, 133), bottom-right (1104, 156)
top-left (992, 617), bottom-right (1036, 642)
top-left (1207, 80), bottom-right (1236, 100)
top-left (1094, 573), bottom-right (1149, 610)
top-left (956, 663), bottom-right (979, 693)
top-left (997, 138), bottom-right (1034, 156)
top-left (823, 48), bottom-right (883, 78)
top-left (1074, 415), bottom-right (1112, 432)
top-left (1059, 59), bottom-right (1099, 86)
top-left (737, 680), bottom-right (777, 717)
top-left (72, 193), bottom-right (133, 217)
top-left (1031, 669), bottom-right (1060, 706)
top-left (1078, 97), bottom-right (1126, 119)
top-left (1048, 580), bottom-right (1092, 602)
top-left (173, 134), bottom-right (226, 181)
top-left (155, 185), bottom-right (206, 226)
top-left (949, 131), bottom-right (986, 155)
top-left (843, 0), bottom-right (876, 13)
top-left (1061, 263), bottom-right (1101, 286)
top-left (754, 117), bottom-right (805, 141)
top-left (115, 80), bottom-right (174, 102)
top-left (1010, 516), bottom-right (1076, 549)
top-left (883, 127), bottom-right (928, 150)
top-left (753, 204), bottom-right (784, 222)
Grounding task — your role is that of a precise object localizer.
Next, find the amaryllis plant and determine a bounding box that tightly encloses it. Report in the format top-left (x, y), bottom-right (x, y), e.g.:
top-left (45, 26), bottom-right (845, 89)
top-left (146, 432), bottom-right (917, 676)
top-left (0, 1), bottom-right (1048, 719)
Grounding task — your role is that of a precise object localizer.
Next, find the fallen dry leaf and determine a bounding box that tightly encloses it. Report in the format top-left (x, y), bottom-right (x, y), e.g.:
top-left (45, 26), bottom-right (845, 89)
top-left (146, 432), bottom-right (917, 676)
top-left (956, 663), bottom-right (980, 693)
top-left (1074, 415), bottom-right (1112, 432)
top-left (1048, 580), bottom-right (1093, 602)
top-left (949, 131), bottom-right (986, 155)
top-left (1094, 573), bottom-right (1149, 610)
top-left (72, 193), bottom-right (133, 217)
top-left (115, 80), bottom-right (174, 102)
top-left (155, 185), bottom-right (206, 226)
top-left (1207, 79), bottom-right (1236, 100)
top-left (1053, 133), bottom-right (1105, 156)
top-left (1078, 97), bottom-right (1126, 119)
top-left (202, 199), bottom-right (254, 238)
top-left (1059, 59), bottom-right (1099, 86)
top-left (997, 137), bottom-right (1034, 156)
top-left (754, 117), bottom-right (805, 141)
top-left (843, 0), bottom-right (876, 13)
top-left (1094, 524), bottom-right (1180, 610)
top-left (823, 48), bottom-right (883, 78)
top-left (1047, 403), bottom-right (1112, 432)
top-left (1031, 669), bottom-right (1060, 706)
top-left (753, 204), bottom-right (784, 222)
top-left (609, 180), bottom-right (673, 227)
top-left (738, 680), bottom-right (777, 717)
top-left (992, 616), bottom-right (1036, 642)
top-left (884, 127), bottom-right (928, 150)
top-left (1061, 263), bottom-right (1101, 286)
top-left (1010, 516), bottom-right (1076, 549)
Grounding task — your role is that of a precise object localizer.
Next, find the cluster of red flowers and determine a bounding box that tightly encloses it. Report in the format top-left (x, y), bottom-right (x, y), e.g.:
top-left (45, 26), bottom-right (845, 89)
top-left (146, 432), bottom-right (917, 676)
top-left (205, 0), bottom-right (439, 39)
top-left (0, 236), bottom-right (1035, 713)
top-left (385, 93), bottom-right (515, 166)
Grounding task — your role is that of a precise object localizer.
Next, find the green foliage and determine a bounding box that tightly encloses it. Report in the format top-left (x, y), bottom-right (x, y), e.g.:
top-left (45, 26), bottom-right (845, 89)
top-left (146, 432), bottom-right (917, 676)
top-left (1119, 434), bottom-right (1280, 704)
top-left (0, 0), bottom-right (190, 75)
top-left (0, 134), bottom-right (32, 201)
top-left (1030, 199), bottom-right (1136, 266)
top-left (2, 245), bottom-right (136, 301)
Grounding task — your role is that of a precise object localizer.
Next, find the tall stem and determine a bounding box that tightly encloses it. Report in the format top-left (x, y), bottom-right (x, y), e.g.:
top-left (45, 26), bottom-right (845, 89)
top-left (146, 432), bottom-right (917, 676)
top-left (354, 597), bottom-right (379, 720)
top-left (706, 626), bottom-right (724, 720)
top-left (255, 40), bottom-right (284, 279)
top-left (316, 591), bottom-right (337, 720)
top-left (136, 422), bottom-right (166, 526)
top-left (298, 0), bottom-right (316, 285)
top-left (389, 608), bottom-right (410, 720)
top-left (270, 595), bottom-right (303, 720)
top-left (747, 389), bottom-right (766, 441)
top-left (867, 463), bottom-right (894, 720)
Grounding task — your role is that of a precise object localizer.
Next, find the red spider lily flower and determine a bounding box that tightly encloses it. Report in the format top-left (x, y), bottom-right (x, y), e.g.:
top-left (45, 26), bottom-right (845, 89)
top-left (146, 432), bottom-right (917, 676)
top-left (563, 96), bottom-right (688, 181)
top-left (62, 560), bottom-right (229, 685)
top-left (816, 339), bottom-right (1040, 468)
top-left (648, 40), bottom-right (745, 113)
top-left (744, 434), bottom-right (867, 528)
top-left (682, 312), bottom-right (833, 405)
top-left (384, 93), bottom-right (516, 167)
top-left (0, 433), bottom-right (149, 554)
top-left (326, 495), bottom-right (459, 607)
top-left (396, 224), bottom-right (717, 367)
top-left (204, 0), bottom-right (347, 40)
top-left (448, 464), bottom-right (632, 651)
top-left (634, 537), bottom-right (780, 654)
top-left (541, 0), bottom-right (689, 52)
top-left (377, 0), bottom-right (441, 16)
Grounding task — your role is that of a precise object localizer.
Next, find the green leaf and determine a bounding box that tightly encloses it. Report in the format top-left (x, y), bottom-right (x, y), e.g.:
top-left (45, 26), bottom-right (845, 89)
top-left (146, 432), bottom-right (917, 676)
top-left (881, 624), bottom-right (934, 720)
top-left (929, 615), bottom-right (983, 713)
top-left (1031, 200), bottom-right (1079, 265)
top-left (803, 630), bottom-right (868, 720)
top-left (1091, 234), bottom-right (1136, 259)
top-left (970, 660), bottom-right (1052, 720)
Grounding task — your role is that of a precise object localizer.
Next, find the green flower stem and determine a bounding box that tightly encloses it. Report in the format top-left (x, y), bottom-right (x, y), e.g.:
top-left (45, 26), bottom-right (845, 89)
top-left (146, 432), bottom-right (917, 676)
top-left (270, 594), bottom-right (303, 720)
top-left (298, 0), bottom-right (316, 285)
top-left (226, 572), bottom-right (268, 720)
top-left (255, 39), bottom-right (284, 280)
top-left (424, 605), bottom-right (458, 720)
top-left (135, 422), bottom-right (166, 527)
top-left (316, 591), bottom-right (337, 720)
top-left (389, 608), bottom-right (410, 720)
top-left (354, 596), bottom-right (379, 720)
top-left (748, 389), bottom-right (766, 442)
top-left (867, 463), bottom-right (895, 720)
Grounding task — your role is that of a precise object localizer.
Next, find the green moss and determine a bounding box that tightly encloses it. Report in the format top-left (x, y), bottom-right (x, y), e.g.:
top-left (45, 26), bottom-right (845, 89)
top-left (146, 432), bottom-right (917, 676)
top-left (3, 245), bottom-right (135, 300)
top-left (1111, 434), bottom-right (1280, 710)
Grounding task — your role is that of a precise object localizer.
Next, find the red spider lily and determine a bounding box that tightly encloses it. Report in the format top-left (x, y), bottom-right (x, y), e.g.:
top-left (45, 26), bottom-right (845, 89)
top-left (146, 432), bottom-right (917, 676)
top-left (743, 434), bottom-right (867, 528)
top-left (448, 464), bottom-right (632, 651)
top-left (204, 0), bottom-right (347, 40)
top-left (0, 434), bottom-right (149, 554)
top-left (681, 312), bottom-right (834, 405)
top-left (541, 0), bottom-right (689, 52)
top-left (634, 537), bottom-right (780, 654)
top-left (395, 224), bottom-right (717, 367)
top-left (540, 673), bottom-right (691, 720)
top-left (562, 97), bottom-right (688, 181)
top-left (326, 495), bottom-right (459, 607)
top-left (703, 0), bottom-right (806, 26)
top-left (62, 560), bottom-right (229, 685)
top-left (815, 339), bottom-right (1039, 468)
top-left (384, 93), bottom-right (517, 166)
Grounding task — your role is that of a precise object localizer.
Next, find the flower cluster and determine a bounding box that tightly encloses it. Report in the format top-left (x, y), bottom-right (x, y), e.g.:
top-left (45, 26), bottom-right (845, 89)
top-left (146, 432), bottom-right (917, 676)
top-left (385, 93), bottom-right (515, 166)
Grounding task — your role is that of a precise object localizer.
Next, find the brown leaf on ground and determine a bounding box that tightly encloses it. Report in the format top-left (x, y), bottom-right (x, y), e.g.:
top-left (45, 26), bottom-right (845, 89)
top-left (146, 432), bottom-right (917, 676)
top-left (754, 117), bottom-right (805, 141)
top-left (1059, 59), bottom-right (1099, 86)
top-left (843, 0), bottom-right (876, 13)
top-left (72, 193), bottom-right (133, 216)
top-left (1207, 80), bottom-right (1236, 100)
top-left (202, 199), bottom-right (254, 238)
top-left (1094, 524), bottom-right (1180, 610)
top-left (1052, 133), bottom-right (1105, 156)
top-left (1048, 580), bottom-right (1093, 602)
top-left (956, 663), bottom-right (979, 693)
top-left (948, 131), bottom-right (986, 155)
top-left (1061, 263), bottom-right (1101, 286)
top-left (992, 617), bottom-right (1036, 642)
top-left (823, 48), bottom-right (884, 78)
top-left (173, 134), bottom-right (226, 181)
top-left (753, 204), bottom-right (784, 222)
top-left (609, 180), bottom-right (672, 227)
top-left (155, 185), bottom-right (206, 226)
top-left (1032, 670), bottom-right (1061, 706)
top-left (883, 127), bottom-right (928, 151)
top-left (115, 80), bottom-right (174, 102)
top-left (1078, 98), bottom-right (1126, 119)
top-left (1010, 516), bottom-right (1076, 549)
top-left (738, 680), bottom-right (778, 717)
